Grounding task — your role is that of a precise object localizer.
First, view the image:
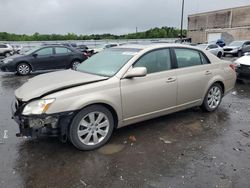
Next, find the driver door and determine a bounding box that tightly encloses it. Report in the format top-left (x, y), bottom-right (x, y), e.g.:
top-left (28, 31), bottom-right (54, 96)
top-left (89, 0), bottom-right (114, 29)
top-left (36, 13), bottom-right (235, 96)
top-left (120, 48), bottom-right (177, 124)
top-left (32, 47), bottom-right (55, 70)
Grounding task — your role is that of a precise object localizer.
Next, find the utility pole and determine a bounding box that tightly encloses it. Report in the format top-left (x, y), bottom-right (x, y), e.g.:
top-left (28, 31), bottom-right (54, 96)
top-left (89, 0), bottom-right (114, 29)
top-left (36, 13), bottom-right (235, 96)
top-left (180, 0), bottom-right (185, 42)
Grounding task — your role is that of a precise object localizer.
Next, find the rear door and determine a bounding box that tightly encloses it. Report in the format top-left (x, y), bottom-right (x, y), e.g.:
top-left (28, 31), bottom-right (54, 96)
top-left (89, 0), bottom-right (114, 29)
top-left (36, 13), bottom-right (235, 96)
top-left (31, 47), bottom-right (55, 70)
top-left (173, 48), bottom-right (213, 106)
top-left (54, 47), bottom-right (74, 69)
top-left (121, 48), bottom-right (177, 122)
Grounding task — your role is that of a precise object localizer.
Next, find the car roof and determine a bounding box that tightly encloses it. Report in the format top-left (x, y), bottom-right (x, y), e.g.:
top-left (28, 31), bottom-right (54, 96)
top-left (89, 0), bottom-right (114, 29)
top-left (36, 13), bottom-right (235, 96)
top-left (114, 43), bottom-right (200, 51)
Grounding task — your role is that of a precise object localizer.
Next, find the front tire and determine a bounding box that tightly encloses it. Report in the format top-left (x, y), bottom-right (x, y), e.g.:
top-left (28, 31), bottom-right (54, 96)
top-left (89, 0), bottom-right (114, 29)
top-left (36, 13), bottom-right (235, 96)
top-left (201, 83), bottom-right (223, 112)
top-left (217, 52), bottom-right (222, 58)
top-left (17, 63), bottom-right (31, 75)
top-left (69, 105), bottom-right (114, 151)
top-left (237, 51), bottom-right (242, 57)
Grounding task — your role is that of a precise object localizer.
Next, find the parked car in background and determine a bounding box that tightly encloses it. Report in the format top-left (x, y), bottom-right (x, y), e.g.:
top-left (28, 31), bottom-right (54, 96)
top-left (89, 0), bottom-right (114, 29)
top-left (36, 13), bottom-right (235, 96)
top-left (76, 44), bottom-right (88, 52)
top-left (197, 43), bottom-right (224, 58)
top-left (216, 39), bottom-right (226, 47)
top-left (93, 43), bottom-right (119, 53)
top-left (12, 44), bottom-right (23, 54)
top-left (223, 40), bottom-right (250, 57)
top-left (62, 43), bottom-right (78, 49)
top-left (0, 45), bottom-right (87, 75)
top-left (235, 55), bottom-right (250, 80)
top-left (12, 44), bottom-right (236, 150)
top-left (0, 44), bottom-right (13, 57)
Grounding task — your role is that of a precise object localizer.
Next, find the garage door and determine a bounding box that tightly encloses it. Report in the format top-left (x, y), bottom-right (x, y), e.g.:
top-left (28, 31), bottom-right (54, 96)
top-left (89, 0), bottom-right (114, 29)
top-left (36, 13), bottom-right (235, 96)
top-left (207, 33), bottom-right (222, 43)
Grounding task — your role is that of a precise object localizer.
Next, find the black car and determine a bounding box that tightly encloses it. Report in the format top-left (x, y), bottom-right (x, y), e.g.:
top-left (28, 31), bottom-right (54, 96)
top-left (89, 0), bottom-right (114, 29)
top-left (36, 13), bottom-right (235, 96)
top-left (0, 45), bottom-right (87, 75)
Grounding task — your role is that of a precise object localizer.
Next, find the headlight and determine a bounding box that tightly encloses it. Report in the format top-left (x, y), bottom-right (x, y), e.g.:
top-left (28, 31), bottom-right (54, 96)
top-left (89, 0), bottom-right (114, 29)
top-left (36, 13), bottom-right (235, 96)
top-left (3, 59), bottom-right (13, 64)
top-left (22, 98), bottom-right (55, 115)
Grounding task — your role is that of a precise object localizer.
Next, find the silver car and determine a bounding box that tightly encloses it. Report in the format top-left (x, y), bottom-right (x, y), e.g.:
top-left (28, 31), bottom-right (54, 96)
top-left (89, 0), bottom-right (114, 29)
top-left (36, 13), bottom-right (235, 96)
top-left (197, 43), bottom-right (224, 58)
top-left (12, 44), bottom-right (236, 150)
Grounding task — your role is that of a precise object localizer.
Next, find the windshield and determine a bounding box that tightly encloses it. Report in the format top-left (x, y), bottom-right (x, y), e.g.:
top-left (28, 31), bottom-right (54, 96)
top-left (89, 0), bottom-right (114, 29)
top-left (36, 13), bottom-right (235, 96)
top-left (77, 48), bottom-right (140, 77)
top-left (197, 44), bottom-right (207, 49)
top-left (228, 41), bottom-right (244, 47)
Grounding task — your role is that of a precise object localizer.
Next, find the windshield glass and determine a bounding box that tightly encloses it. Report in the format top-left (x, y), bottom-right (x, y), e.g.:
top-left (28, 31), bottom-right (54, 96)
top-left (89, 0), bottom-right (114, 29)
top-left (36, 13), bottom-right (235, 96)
top-left (197, 44), bottom-right (207, 49)
top-left (77, 48), bottom-right (140, 77)
top-left (228, 41), bottom-right (244, 47)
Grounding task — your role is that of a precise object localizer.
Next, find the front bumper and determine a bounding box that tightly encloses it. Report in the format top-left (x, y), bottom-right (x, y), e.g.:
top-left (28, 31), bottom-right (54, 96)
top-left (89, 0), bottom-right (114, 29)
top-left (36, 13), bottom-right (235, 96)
top-left (0, 61), bottom-right (15, 72)
top-left (11, 99), bottom-right (76, 139)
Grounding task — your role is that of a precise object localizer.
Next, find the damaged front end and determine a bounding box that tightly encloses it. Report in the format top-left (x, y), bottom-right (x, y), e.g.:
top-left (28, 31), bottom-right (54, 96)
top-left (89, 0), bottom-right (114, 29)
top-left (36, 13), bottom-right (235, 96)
top-left (11, 98), bottom-right (75, 142)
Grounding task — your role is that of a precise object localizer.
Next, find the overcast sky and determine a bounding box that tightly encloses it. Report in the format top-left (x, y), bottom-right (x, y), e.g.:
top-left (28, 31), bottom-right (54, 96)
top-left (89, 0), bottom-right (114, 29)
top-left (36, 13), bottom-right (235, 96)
top-left (0, 0), bottom-right (249, 35)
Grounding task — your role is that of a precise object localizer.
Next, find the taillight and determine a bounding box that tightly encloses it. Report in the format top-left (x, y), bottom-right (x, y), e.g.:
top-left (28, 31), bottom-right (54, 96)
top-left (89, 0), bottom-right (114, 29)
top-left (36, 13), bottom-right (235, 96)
top-left (229, 64), bottom-right (236, 71)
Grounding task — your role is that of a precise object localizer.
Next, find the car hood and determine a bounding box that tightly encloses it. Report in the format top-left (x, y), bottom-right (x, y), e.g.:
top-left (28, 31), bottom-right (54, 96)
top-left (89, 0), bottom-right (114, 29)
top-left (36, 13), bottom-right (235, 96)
top-left (235, 56), bottom-right (250, 66)
top-left (15, 70), bottom-right (108, 101)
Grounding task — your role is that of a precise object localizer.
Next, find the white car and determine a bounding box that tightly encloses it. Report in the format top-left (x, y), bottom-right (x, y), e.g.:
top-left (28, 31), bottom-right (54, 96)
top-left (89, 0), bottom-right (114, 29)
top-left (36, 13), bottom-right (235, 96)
top-left (235, 55), bottom-right (250, 80)
top-left (0, 44), bottom-right (13, 57)
top-left (93, 43), bottom-right (119, 53)
top-left (197, 44), bottom-right (224, 58)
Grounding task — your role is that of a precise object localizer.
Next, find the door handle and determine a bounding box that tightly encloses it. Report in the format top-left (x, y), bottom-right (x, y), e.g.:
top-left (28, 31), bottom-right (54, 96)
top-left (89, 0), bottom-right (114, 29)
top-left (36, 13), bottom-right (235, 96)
top-left (166, 77), bottom-right (176, 83)
top-left (205, 70), bottom-right (212, 75)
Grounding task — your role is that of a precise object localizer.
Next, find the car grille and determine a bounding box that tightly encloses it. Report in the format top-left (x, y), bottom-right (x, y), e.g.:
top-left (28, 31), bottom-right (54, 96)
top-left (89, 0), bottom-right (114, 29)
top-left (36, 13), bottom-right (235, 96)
top-left (224, 48), bottom-right (233, 52)
top-left (239, 64), bottom-right (250, 71)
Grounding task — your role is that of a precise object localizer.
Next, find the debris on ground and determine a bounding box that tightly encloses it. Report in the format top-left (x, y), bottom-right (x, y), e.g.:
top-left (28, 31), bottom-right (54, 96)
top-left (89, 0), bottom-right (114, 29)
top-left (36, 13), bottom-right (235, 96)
top-left (80, 179), bottom-right (87, 186)
top-left (129, 135), bottom-right (136, 142)
top-left (231, 91), bottom-right (238, 95)
top-left (233, 148), bottom-right (244, 152)
top-left (120, 176), bottom-right (124, 181)
top-left (159, 137), bottom-right (172, 144)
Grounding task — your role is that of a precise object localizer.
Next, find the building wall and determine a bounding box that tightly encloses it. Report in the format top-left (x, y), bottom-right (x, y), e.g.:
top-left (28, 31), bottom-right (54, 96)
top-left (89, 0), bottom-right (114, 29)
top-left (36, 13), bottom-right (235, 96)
top-left (188, 6), bottom-right (250, 44)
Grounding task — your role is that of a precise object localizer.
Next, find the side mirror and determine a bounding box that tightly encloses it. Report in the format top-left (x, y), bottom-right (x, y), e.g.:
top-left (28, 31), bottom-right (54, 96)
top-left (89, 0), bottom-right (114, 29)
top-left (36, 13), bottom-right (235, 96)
top-left (32, 53), bottom-right (38, 57)
top-left (124, 67), bottom-right (147, 78)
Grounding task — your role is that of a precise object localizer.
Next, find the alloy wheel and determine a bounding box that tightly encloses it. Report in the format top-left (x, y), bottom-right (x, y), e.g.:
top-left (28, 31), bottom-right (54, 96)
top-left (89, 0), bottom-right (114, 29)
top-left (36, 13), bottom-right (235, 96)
top-left (77, 111), bottom-right (110, 145)
top-left (72, 61), bottom-right (80, 70)
top-left (207, 86), bottom-right (222, 109)
top-left (18, 64), bottom-right (30, 75)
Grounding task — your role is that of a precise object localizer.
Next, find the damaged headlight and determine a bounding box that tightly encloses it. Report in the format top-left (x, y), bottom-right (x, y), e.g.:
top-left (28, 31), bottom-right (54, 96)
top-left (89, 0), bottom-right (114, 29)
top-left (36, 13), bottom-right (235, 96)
top-left (22, 98), bottom-right (55, 115)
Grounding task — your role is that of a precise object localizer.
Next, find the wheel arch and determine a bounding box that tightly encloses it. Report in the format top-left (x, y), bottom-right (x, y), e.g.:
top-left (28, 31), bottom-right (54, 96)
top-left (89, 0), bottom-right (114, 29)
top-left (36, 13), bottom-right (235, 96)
top-left (77, 102), bottom-right (119, 129)
top-left (202, 78), bottom-right (225, 101)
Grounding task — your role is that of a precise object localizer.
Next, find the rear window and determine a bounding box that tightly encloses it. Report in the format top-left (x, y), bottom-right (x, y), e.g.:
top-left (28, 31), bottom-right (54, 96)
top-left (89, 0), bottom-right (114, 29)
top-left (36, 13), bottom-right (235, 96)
top-left (55, 47), bottom-right (72, 54)
top-left (175, 48), bottom-right (202, 68)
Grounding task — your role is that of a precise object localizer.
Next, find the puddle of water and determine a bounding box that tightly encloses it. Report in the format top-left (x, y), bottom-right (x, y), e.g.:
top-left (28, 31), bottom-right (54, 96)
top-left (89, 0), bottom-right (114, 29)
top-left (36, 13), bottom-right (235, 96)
top-left (98, 144), bottom-right (125, 155)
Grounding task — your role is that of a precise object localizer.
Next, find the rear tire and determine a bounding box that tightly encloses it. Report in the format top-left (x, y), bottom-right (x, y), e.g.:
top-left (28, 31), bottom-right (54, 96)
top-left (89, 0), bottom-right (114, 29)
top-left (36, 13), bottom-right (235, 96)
top-left (5, 52), bottom-right (11, 57)
top-left (69, 105), bottom-right (114, 151)
top-left (201, 83), bottom-right (223, 112)
top-left (71, 60), bottom-right (81, 70)
top-left (16, 63), bottom-right (31, 76)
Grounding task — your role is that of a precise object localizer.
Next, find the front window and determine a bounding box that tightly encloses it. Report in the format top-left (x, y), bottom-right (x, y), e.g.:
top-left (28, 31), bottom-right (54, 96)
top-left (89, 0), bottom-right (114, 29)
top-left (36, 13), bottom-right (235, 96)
top-left (134, 48), bottom-right (171, 74)
top-left (77, 48), bottom-right (140, 77)
top-left (228, 41), bottom-right (244, 47)
top-left (36, 48), bottom-right (53, 56)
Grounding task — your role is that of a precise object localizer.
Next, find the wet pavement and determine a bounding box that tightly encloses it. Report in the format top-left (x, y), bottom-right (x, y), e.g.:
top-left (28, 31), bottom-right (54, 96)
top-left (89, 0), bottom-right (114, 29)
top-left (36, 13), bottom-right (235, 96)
top-left (0, 70), bottom-right (250, 188)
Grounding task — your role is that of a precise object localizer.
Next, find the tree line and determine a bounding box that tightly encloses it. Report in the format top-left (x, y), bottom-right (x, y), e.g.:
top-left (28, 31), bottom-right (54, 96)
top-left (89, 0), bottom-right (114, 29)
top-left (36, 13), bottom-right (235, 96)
top-left (0, 27), bottom-right (187, 41)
